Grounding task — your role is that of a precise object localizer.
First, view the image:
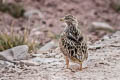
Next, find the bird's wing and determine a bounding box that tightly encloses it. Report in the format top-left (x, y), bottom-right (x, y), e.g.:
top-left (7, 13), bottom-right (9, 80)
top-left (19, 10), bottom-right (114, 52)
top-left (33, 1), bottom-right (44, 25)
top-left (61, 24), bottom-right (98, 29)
top-left (77, 41), bottom-right (88, 61)
top-left (59, 34), bottom-right (69, 56)
top-left (67, 35), bottom-right (78, 43)
top-left (78, 22), bottom-right (88, 42)
top-left (66, 33), bottom-right (84, 44)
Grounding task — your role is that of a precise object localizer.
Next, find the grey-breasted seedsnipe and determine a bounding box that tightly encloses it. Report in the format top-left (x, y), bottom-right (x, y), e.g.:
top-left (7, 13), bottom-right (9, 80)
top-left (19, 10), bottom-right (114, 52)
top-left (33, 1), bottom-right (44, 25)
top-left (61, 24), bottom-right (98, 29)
top-left (59, 15), bottom-right (88, 71)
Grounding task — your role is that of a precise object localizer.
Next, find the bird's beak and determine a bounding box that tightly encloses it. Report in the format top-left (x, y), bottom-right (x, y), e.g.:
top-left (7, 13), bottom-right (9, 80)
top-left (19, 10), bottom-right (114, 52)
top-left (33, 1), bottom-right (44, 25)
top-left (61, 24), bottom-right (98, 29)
top-left (60, 18), bottom-right (64, 21)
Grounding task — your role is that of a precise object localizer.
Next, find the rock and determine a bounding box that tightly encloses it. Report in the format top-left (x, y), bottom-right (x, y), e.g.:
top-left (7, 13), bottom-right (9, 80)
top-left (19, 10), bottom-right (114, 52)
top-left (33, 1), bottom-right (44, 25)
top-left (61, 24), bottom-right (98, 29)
top-left (24, 9), bottom-right (43, 19)
top-left (31, 53), bottom-right (43, 57)
top-left (90, 22), bottom-right (115, 32)
top-left (0, 45), bottom-right (29, 62)
top-left (0, 60), bottom-right (14, 68)
top-left (38, 40), bottom-right (58, 53)
top-left (30, 57), bottom-right (59, 64)
top-left (20, 60), bottom-right (40, 66)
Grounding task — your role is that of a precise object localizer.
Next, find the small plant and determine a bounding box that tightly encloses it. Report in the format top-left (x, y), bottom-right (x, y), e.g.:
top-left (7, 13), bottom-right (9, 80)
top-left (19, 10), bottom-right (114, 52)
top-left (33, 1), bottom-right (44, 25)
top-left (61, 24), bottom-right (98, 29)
top-left (0, 2), bottom-right (25, 18)
top-left (0, 26), bottom-right (38, 53)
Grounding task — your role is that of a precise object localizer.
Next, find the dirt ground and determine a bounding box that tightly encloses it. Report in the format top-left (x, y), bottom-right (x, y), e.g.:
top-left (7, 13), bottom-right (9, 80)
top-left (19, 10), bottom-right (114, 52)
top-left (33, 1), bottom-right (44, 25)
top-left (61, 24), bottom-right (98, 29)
top-left (0, 31), bottom-right (120, 80)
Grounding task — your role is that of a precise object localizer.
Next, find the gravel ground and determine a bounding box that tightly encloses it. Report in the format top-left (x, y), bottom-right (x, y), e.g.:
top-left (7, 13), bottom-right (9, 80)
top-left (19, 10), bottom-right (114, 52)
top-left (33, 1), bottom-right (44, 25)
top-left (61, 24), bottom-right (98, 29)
top-left (0, 31), bottom-right (120, 80)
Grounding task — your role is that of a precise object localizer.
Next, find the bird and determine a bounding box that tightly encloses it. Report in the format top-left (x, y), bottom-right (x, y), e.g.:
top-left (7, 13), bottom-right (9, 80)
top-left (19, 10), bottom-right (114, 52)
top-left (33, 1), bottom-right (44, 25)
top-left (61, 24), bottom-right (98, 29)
top-left (59, 14), bottom-right (88, 71)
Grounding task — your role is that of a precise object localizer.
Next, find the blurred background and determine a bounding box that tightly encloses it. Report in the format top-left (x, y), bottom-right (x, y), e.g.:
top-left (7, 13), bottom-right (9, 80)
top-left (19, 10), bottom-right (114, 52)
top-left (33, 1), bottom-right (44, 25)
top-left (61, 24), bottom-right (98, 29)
top-left (0, 0), bottom-right (120, 52)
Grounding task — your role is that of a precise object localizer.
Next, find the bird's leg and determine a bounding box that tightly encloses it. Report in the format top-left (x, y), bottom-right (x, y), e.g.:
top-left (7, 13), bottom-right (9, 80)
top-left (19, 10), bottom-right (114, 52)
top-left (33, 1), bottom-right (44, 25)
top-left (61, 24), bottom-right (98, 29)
top-left (78, 62), bottom-right (88, 71)
top-left (79, 62), bottom-right (82, 71)
top-left (65, 56), bottom-right (69, 69)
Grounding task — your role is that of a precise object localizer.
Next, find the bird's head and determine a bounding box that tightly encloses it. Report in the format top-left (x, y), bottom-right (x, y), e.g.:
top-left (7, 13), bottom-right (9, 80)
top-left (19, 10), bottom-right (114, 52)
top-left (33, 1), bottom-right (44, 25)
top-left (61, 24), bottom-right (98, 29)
top-left (60, 14), bottom-right (78, 26)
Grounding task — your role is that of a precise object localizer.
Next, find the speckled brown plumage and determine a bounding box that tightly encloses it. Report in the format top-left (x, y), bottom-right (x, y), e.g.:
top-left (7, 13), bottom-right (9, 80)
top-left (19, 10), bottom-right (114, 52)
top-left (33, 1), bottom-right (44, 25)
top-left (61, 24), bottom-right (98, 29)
top-left (59, 15), bottom-right (88, 70)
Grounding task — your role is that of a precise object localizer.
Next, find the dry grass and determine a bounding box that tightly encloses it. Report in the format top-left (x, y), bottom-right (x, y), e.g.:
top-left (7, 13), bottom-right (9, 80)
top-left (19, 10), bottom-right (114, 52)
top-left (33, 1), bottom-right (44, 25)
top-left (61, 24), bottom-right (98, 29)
top-left (0, 2), bottom-right (25, 18)
top-left (0, 25), bottom-right (38, 53)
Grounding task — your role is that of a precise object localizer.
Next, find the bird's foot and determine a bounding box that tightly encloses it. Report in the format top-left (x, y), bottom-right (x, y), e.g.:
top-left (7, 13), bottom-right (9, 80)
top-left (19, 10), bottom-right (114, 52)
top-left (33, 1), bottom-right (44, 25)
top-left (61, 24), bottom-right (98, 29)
top-left (79, 66), bottom-right (88, 71)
